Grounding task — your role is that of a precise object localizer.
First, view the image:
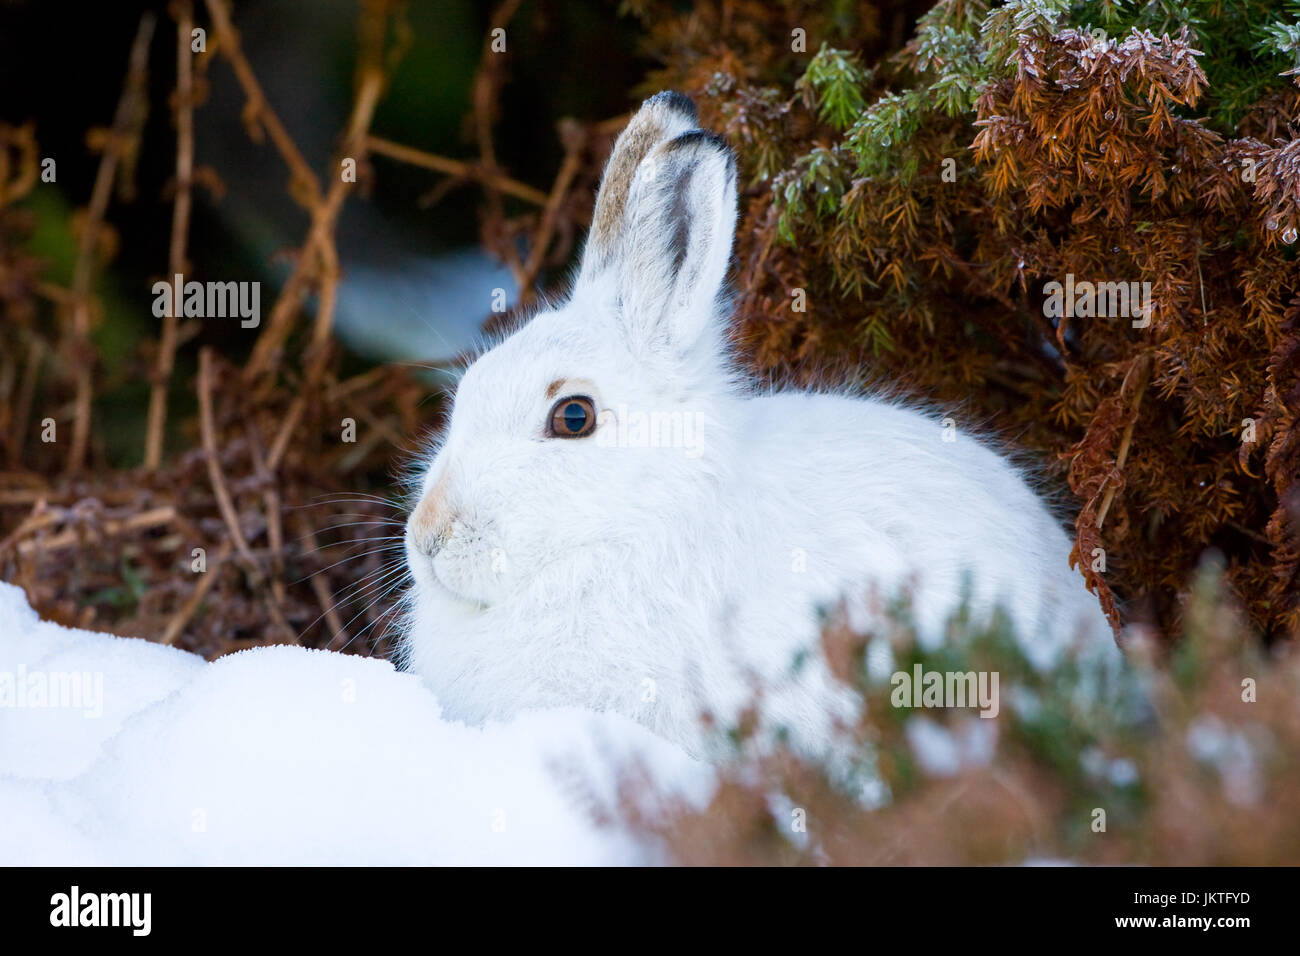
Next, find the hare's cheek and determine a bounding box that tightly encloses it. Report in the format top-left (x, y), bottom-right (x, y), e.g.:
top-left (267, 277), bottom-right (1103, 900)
top-left (421, 518), bottom-right (499, 599)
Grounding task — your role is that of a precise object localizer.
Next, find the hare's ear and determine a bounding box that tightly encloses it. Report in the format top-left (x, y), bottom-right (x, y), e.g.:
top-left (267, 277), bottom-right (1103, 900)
top-left (578, 91), bottom-right (698, 279)
top-left (616, 130), bottom-right (737, 355)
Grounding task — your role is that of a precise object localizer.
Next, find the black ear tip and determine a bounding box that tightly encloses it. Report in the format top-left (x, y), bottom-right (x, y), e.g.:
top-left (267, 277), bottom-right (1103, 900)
top-left (663, 128), bottom-right (737, 175)
top-left (646, 90), bottom-right (698, 122)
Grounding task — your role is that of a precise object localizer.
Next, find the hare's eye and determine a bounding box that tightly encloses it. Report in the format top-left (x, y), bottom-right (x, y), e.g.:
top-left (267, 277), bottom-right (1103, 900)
top-left (548, 396), bottom-right (597, 438)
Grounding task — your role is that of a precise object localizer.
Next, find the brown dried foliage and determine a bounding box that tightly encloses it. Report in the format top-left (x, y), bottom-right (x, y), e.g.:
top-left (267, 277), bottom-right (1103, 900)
top-left (0, 0), bottom-right (632, 656)
top-left (1, 1), bottom-right (429, 655)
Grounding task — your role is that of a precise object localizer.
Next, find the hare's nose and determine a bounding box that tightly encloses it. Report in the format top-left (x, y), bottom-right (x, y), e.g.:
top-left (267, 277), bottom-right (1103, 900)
top-left (408, 479), bottom-right (455, 556)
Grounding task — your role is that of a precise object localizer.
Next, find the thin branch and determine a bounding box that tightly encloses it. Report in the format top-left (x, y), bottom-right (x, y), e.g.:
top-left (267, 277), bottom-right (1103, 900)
top-left (197, 348), bottom-right (258, 569)
top-left (144, 0), bottom-right (197, 470)
top-left (9, 336), bottom-right (45, 466)
top-left (243, 24), bottom-right (391, 380)
top-left (65, 12), bottom-right (156, 473)
top-left (471, 0), bottom-right (528, 292)
top-left (366, 135), bottom-right (549, 205)
top-left (519, 120), bottom-right (587, 299)
top-left (0, 123), bottom-right (38, 208)
top-left (1096, 356), bottom-right (1152, 531)
top-left (198, 348), bottom-right (296, 641)
top-left (15, 506), bottom-right (177, 557)
top-left (294, 515), bottom-right (351, 649)
top-left (160, 540), bottom-right (231, 646)
top-left (202, 0), bottom-right (322, 208)
top-left (245, 417), bottom-right (290, 636)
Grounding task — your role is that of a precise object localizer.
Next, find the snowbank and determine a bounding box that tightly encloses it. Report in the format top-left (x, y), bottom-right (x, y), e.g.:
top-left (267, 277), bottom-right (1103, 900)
top-left (0, 582), bottom-right (709, 865)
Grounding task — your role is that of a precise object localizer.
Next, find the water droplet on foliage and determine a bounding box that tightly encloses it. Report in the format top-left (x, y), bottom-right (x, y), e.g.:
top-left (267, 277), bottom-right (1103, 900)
top-left (1265, 217), bottom-right (1279, 231)
top-left (1284, 227), bottom-right (1298, 244)
top-left (880, 136), bottom-right (891, 147)
top-left (1104, 110), bottom-right (1114, 120)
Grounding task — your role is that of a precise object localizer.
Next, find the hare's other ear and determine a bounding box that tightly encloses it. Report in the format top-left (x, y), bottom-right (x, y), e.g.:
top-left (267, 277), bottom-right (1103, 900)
top-left (617, 129), bottom-right (737, 356)
top-left (579, 91), bottom-right (698, 278)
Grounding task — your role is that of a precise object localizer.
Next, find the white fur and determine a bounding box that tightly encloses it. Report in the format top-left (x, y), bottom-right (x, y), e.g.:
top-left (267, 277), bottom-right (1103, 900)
top-left (399, 94), bottom-right (1115, 760)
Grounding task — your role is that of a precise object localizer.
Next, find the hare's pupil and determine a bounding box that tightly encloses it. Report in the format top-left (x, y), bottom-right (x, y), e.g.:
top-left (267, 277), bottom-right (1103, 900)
top-left (562, 402), bottom-right (587, 431)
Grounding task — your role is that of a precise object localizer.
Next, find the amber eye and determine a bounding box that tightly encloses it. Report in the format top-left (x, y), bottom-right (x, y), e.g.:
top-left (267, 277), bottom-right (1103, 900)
top-left (548, 395), bottom-right (597, 438)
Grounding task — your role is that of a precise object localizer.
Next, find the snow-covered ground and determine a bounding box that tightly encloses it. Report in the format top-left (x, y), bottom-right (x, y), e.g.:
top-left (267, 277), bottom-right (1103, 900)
top-left (0, 582), bottom-right (710, 865)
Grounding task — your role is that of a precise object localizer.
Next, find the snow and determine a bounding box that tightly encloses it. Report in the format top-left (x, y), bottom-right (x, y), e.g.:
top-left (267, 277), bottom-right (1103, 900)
top-left (0, 582), bottom-right (710, 865)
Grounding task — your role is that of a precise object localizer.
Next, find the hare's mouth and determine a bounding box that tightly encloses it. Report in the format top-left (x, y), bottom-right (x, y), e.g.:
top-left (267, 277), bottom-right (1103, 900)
top-left (404, 542), bottom-right (491, 611)
top-left (428, 566), bottom-right (489, 610)
top-left (424, 552), bottom-right (498, 610)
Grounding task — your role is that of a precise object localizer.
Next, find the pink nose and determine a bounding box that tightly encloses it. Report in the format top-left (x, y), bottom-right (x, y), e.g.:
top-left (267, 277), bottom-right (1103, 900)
top-left (408, 478), bottom-right (454, 556)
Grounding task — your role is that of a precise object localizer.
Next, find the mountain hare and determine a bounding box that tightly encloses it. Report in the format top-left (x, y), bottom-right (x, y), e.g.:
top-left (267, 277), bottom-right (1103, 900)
top-left (400, 92), bottom-right (1115, 759)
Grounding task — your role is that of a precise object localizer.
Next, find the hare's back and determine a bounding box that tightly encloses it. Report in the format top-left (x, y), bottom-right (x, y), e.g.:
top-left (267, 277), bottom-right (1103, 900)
top-left (737, 390), bottom-right (1099, 655)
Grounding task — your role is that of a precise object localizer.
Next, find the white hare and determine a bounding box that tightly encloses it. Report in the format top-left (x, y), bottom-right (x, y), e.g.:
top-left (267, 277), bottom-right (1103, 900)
top-left (400, 92), bottom-right (1115, 759)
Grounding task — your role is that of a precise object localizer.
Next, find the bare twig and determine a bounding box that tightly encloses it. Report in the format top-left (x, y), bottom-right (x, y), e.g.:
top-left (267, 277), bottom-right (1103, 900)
top-left (366, 135), bottom-right (549, 205)
top-left (472, 0), bottom-right (523, 169)
top-left (0, 123), bottom-right (38, 208)
top-left (144, 0), bottom-right (198, 470)
top-left (245, 417), bottom-right (291, 637)
top-left (1096, 356), bottom-right (1152, 531)
top-left (242, 14), bottom-right (392, 380)
top-left (16, 506), bottom-right (177, 557)
top-left (198, 348), bottom-right (297, 641)
top-left (66, 12), bottom-right (156, 472)
top-left (202, 0), bottom-right (322, 208)
top-left (160, 539), bottom-right (232, 646)
top-left (9, 336), bottom-right (45, 465)
top-left (197, 348), bottom-right (258, 568)
top-left (471, 0), bottom-right (528, 292)
top-left (294, 515), bottom-right (350, 649)
top-left (519, 120), bottom-right (587, 298)
top-left (267, 394), bottom-right (307, 471)
top-left (0, 265), bottom-right (75, 306)
top-left (0, 499), bottom-right (55, 558)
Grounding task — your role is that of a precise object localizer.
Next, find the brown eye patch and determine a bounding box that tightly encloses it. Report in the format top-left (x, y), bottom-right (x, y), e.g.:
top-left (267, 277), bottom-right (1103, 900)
top-left (548, 396), bottom-right (597, 438)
